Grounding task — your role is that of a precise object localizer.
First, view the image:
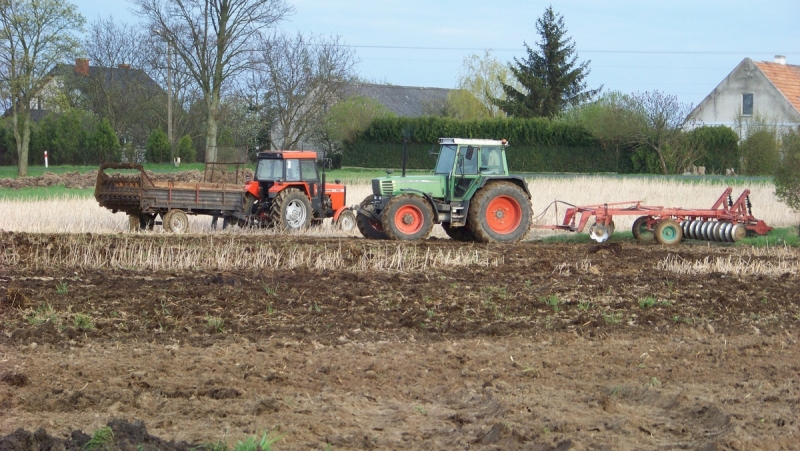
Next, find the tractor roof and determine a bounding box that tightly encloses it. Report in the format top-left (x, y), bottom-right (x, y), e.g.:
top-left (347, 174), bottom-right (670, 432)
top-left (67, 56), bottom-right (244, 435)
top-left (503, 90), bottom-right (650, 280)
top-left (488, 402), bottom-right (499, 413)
top-left (257, 150), bottom-right (318, 160)
top-left (438, 138), bottom-right (508, 146)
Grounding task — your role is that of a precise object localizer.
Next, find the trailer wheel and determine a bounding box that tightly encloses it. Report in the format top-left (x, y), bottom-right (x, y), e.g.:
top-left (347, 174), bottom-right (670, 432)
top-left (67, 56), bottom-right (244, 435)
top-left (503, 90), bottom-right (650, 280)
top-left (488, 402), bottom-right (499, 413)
top-left (336, 209), bottom-right (356, 232)
top-left (442, 223), bottom-right (475, 242)
top-left (382, 194), bottom-right (434, 241)
top-left (128, 215), bottom-right (141, 232)
top-left (271, 188), bottom-right (312, 230)
top-left (356, 195), bottom-right (387, 240)
top-left (655, 219), bottom-right (682, 246)
top-left (467, 181), bottom-right (532, 243)
top-left (632, 216), bottom-right (654, 241)
top-left (164, 209), bottom-right (189, 233)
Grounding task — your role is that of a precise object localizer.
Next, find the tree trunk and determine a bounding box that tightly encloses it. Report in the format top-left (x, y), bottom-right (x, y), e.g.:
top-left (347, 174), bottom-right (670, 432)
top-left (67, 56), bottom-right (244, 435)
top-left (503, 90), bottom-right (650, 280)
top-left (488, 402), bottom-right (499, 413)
top-left (205, 94), bottom-right (220, 163)
top-left (12, 110), bottom-right (30, 177)
top-left (654, 146), bottom-right (669, 175)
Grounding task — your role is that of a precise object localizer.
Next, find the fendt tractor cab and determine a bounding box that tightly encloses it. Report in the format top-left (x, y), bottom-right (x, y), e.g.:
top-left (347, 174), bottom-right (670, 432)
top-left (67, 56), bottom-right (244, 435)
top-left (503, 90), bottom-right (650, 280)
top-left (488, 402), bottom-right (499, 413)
top-left (242, 151), bottom-right (355, 230)
top-left (356, 138), bottom-right (532, 242)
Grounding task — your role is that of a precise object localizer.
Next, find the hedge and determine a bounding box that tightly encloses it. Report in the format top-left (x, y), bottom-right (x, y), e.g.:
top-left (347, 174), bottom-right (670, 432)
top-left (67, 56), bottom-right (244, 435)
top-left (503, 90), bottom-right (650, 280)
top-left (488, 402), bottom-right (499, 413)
top-left (342, 116), bottom-right (618, 172)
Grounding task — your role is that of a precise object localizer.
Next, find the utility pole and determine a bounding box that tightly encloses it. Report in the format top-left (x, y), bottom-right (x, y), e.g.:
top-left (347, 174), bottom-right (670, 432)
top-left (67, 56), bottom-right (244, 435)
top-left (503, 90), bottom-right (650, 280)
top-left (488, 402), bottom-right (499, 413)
top-left (153, 29), bottom-right (173, 158)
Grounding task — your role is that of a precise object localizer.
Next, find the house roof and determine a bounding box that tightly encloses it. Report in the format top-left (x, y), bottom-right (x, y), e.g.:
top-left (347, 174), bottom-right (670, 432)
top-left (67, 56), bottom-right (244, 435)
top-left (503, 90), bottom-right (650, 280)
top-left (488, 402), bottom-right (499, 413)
top-left (343, 83), bottom-right (450, 117)
top-left (753, 60), bottom-right (800, 114)
top-left (52, 63), bottom-right (163, 94)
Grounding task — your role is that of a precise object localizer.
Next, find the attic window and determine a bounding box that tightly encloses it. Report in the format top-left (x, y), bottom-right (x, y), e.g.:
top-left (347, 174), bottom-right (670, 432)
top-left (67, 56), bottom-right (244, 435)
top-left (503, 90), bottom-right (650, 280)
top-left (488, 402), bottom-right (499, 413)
top-left (742, 93), bottom-right (753, 116)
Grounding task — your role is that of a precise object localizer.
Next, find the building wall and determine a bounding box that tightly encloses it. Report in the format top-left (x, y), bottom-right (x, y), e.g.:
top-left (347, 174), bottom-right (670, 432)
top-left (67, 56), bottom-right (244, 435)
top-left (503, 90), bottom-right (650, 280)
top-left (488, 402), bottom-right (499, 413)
top-left (692, 58), bottom-right (800, 134)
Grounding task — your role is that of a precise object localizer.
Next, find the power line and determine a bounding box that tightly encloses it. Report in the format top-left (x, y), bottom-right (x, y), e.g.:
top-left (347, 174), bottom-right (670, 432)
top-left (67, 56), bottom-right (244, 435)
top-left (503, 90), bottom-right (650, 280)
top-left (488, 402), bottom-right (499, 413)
top-left (351, 44), bottom-right (800, 56)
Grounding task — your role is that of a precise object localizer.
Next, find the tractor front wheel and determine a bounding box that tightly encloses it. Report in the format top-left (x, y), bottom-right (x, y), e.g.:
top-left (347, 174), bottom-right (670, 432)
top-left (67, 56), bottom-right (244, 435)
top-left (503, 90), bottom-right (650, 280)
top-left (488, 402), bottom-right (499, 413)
top-left (467, 182), bottom-right (532, 243)
top-left (356, 195), bottom-right (387, 239)
top-left (655, 219), bottom-right (683, 246)
top-left (382, 194), bottom-right (434, 241)
top-left (270, 189), bottom-right (312, 230)
top-left (336, 209), bottom-right (357, 232)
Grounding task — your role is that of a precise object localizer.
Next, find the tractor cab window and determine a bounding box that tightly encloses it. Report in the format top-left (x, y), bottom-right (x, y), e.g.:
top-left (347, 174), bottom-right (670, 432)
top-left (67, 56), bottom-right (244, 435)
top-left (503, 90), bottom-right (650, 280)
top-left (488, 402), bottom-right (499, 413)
top-left (435, 144), bottom-right (458, 174)
top-left (300, 159), bottom-right (318, 181)
top-left (481, 146), bottom-right (503, 174)
top-left (256, 158), bottom-right (282, 181)
top-left (456, 145), bottom-right (478, 175)
top-left (285, 159), bottom-right (301, 181)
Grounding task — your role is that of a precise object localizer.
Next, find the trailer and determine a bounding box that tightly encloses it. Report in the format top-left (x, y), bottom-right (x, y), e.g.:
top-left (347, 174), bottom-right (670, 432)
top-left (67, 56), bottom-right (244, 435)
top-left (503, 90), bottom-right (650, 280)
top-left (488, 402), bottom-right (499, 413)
top-left (533, 187), bottom-right (773, 246)
top-left (95, 163), bottom-right (249, 233)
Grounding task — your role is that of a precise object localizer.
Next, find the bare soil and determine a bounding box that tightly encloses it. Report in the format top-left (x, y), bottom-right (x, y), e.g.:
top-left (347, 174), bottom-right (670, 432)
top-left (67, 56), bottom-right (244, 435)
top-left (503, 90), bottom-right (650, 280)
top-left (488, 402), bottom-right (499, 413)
top-left (1, 232), bottom-right (799, 450)
top-left (0, 168), bottom-right (251, 189)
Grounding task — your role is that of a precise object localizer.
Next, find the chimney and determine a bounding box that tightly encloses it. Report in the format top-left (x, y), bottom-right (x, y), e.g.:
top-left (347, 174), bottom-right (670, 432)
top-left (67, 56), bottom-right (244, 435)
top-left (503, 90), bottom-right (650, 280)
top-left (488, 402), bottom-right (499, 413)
top-left (75, 58), bottom-right (89, 76)
top-left (774, 55), bottom-right (786, 65)
top-left (117, 64), bottom-right (131, 69)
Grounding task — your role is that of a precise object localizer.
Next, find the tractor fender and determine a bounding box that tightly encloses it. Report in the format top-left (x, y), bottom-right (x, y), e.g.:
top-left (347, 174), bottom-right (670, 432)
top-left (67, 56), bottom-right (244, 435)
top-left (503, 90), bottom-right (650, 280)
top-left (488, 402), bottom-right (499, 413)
top-left (245, 180), bottom-right (259, 198)
top-left (475, 176), bottom-right (531, 198)
top-left (332, 205), bottom-right (352, 221)
top-left (397, 189), bottom-right (440, 219)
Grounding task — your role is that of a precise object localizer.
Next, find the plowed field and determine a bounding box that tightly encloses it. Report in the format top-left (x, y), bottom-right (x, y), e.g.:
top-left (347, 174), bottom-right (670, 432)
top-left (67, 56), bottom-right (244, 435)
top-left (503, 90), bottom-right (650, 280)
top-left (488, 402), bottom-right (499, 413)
top-left (1, 232), bottom-right (799, 450)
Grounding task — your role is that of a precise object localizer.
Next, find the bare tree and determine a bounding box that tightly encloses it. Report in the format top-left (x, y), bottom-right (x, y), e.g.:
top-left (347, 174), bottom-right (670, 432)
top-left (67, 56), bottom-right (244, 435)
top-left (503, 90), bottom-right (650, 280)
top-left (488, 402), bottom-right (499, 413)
top-left (0, 0), bottom-right (84, 176)
top-left (132, 0), bottom-right (292, 163)
top-left (73, 17), bottom-right (165, 147)
top-left (620, 90), bottom-right (699, 174)
top-left (253, 32), bottom-right (356, 150)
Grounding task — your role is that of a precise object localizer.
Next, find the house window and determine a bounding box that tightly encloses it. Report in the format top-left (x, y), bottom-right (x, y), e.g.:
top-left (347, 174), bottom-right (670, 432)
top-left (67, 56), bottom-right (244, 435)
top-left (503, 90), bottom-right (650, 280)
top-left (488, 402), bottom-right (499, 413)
top-left (742, 93), bottom-right (753, 116)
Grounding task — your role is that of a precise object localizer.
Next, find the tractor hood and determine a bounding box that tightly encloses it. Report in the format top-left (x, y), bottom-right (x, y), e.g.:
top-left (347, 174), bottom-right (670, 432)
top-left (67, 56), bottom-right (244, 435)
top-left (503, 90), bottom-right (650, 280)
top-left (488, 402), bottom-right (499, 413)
top-left (372, 175), bottom-right (446, 198)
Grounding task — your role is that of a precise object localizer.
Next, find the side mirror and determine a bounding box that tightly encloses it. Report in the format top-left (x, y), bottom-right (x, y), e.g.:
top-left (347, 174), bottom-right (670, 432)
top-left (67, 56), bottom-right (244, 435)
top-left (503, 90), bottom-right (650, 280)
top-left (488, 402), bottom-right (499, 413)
top-left (466, 146), bottom-right (475, 160)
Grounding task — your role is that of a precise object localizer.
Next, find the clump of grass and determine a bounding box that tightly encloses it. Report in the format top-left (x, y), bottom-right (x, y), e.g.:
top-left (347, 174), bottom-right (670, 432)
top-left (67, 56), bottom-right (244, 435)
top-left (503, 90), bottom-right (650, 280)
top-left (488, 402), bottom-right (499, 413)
top-left (25, 302), bottom-right (58, 325)
top-left (639, 296), bottom-right (657, 309)
top-left (540, 295), bottom-right (561, 312)
top-left (263, 283), bottom-right (278, 296)
top-left (602, 312), bottom-right (623, 324)
top-left (83, 426), bottom-right (113, 451)
top-left (73, 313), bottom-right (94, 331)
top-left (577, 301), bottom-right (592, 311)
top-left (206, 313), bottom-right (225, 333)
top-left (232, 432), bottom-right (283, 451)
top-left (56, 281), bottom-right (68, 295)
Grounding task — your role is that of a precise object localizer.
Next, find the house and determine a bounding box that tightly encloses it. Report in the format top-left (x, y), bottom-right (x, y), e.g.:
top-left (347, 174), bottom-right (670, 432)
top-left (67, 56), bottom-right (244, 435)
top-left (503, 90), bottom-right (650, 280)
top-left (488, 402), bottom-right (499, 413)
top-left (690, 56), bottom-right (800, 135)
top-left (343, 83), bottom-right (451, 116)
top-left (6, 58), bottom-right (164, 121)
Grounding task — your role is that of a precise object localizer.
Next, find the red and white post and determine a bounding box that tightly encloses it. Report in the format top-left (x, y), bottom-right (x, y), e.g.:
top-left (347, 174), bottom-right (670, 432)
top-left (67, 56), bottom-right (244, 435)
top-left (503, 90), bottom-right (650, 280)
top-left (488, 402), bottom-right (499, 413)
top-left (44, 151), bottom-right (48, 168)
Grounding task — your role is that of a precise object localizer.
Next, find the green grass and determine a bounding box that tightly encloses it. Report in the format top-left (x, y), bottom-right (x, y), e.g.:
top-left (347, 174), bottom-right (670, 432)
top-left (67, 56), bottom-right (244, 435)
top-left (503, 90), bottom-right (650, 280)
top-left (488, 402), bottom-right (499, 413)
top-left (0, 186), bottom-right (94, 200)
top-left (83, 426), bottom-right (114, 451)
top-left (738, 227), bottom-right (800, 247)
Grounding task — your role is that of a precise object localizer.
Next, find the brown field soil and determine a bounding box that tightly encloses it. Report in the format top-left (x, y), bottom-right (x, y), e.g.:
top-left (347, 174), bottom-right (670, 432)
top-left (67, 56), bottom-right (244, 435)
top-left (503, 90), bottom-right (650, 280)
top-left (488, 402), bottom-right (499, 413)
top-left (0, 168), bottom-right (251, 189)
top-left (1, 232), bottom-right (799, 450)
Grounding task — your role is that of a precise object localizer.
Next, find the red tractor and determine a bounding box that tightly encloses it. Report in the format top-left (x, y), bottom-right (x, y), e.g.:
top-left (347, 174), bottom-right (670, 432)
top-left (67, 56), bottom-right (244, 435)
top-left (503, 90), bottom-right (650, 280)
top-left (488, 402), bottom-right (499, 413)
top-left (238, 150), bottom-right (355, 230)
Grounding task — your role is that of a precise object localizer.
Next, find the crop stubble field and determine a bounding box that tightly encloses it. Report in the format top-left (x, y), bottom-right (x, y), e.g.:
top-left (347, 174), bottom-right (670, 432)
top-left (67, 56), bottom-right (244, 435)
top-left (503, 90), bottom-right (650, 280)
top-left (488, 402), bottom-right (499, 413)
top-left (1, 176), bottom-right (800, 450)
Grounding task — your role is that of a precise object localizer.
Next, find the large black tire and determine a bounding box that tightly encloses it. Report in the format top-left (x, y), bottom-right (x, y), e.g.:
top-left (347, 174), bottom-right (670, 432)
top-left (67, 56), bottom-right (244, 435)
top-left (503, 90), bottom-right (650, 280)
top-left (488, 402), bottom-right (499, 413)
top-left (467, 181), bottom-right (532, 243)
top-left (442, 222), bottom-right (475, 242)
top-left (381, 194), bottom-right (434, 241)
top-left (270, 189), bottom-right (312, 230)
top-left (632, 216), bottom-right (654, 241)
top-left (163, 209), bottom-right (189, 233)
top-left (356, 195), bottom-right (387, 240)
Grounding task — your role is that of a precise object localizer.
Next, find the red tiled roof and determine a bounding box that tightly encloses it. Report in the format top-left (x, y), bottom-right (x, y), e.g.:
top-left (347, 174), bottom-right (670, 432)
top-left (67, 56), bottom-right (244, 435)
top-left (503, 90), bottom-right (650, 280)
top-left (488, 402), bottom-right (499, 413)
top-left (754, 61), bottom-right (800, 114)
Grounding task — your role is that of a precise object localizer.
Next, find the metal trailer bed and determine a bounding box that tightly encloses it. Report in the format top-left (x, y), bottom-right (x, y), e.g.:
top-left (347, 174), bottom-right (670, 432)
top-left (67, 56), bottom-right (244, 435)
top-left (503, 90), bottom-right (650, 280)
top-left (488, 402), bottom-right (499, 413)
top-left (94, 163), bottom-right (249, 232)
top-left (533, 187), bottom-right (773, 246)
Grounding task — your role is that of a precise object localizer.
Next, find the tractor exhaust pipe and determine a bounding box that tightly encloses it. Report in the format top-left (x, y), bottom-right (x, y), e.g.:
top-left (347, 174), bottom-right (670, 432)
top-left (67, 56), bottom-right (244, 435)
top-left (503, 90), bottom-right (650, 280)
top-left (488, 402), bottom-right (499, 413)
top-left (402, 137), bottom-right (407, 177)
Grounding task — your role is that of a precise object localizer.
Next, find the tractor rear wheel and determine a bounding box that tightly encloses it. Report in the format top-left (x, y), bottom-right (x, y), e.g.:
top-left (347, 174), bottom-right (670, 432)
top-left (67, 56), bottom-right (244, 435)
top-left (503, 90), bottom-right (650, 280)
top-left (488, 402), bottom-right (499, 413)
top-left (382, 194), bottom-right (434, 241)
top-left (356, 195), bottom-right (387, 239)
top-left (467, 182), bottom-right (531, 243)
top-left (163, 209), bottom-right (189, 233)
top-left (442, 222), bottom-right (475, 242)
top-left (632, 216), bottom-right (654, 241)
top-left (270, 188), bottom-right (312, 230)
top-left (655, 219), bottom-right (682, 246)
top-left (336, 209), bottom-right (357, 232)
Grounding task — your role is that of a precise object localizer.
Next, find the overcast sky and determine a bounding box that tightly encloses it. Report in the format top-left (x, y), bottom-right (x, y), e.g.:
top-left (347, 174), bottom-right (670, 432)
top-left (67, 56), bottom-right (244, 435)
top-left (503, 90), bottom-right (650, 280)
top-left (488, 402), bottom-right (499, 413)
top-left (70, 0), bottom-right (800, 107)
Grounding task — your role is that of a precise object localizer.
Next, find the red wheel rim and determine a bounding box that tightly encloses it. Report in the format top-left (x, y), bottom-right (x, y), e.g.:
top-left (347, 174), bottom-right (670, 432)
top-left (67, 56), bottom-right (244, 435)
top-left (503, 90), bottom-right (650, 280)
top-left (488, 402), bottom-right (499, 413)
top-left (394, 204), bottom-right (424, 234)
top-left (485, 195), bottom-right (522, 234)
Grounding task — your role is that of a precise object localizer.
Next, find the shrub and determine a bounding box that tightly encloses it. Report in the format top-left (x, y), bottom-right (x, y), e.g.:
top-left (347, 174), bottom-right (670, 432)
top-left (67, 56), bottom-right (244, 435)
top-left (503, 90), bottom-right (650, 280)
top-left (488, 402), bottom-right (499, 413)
top-left (774, 127), bottom-right (800, 212)
top-left (686, 125), bottom-right (739, 173)
top-left (145, 128), bottom-right (171, 163)
top-left (89, 119), bottom-right (121, 164)
top-left (741, 129), bottom-right (779, 176)
top-left (176, 134), bottom-right (196, 163)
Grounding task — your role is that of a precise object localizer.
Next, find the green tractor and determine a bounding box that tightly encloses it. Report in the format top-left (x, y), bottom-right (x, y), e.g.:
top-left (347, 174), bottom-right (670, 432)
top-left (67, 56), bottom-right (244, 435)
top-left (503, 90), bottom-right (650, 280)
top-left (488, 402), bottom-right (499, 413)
top-left (356, 138), bottom-right (532, 243)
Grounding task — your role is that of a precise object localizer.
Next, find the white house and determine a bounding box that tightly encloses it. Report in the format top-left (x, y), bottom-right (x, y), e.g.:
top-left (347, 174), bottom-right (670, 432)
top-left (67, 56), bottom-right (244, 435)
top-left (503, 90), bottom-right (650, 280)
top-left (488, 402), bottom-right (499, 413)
top-left (690, 56), bottom-right (800, 135)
